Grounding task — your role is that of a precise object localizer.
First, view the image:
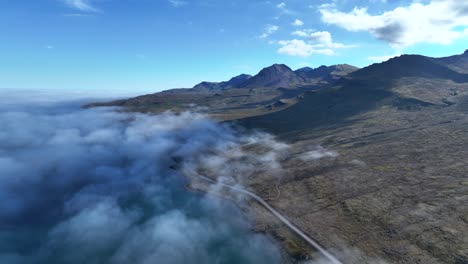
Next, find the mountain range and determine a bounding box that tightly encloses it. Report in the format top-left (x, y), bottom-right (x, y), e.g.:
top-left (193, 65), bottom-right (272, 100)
top-left (194, 63), bottom-right (358, 91)
top-left (86, 63), bottom-right (359, 118)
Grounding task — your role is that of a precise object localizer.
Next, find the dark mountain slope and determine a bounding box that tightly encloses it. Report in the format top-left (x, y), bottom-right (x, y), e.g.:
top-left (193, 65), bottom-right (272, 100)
top-left (437, 49), bottom-right (468, 74)
top-left (238, 86), bottom-right (393, 137)
top-left (240, 52), bottom-right (468, 137)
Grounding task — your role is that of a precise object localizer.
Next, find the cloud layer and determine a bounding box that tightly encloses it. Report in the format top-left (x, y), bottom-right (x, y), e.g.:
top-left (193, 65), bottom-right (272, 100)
top-left (0, 99), bottom-right (283, 264)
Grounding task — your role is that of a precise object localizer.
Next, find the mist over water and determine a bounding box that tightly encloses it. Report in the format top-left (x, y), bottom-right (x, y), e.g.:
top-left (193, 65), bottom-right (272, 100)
top-left (0, 91), bottom-right (283, 264)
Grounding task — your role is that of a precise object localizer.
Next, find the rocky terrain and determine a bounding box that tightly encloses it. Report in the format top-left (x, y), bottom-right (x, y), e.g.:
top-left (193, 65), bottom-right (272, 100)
top-left (237, 50), bottom-right (468, 263)
top-left (88, 50), bottom-right (468, 263)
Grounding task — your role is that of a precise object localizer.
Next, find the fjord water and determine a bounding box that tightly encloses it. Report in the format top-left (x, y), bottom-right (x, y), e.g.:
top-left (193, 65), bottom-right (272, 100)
top-left (0, 90), bottom-right (282, 264)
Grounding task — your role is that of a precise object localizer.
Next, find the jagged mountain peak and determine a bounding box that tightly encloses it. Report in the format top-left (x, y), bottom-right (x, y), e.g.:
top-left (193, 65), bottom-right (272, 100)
top-left (259, 64), bottom-right (293, 73)
top-left (240, 64), bottom-right (300, 88)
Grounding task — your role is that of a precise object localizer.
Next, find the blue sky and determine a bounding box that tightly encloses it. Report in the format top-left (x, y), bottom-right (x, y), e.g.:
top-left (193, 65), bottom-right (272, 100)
top-left (1, 0), bottom-right (467, 93)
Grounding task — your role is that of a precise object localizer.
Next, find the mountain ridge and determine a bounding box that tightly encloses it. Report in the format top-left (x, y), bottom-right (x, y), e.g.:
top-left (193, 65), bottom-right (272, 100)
top-left (192, 63), bottom-right (359, 90)
top-left (85, 62), bottom-right (360, 112)
top-left (240, 64), bottom-right (304, 88)
top-left (192, 74), bottom-right (252, 91)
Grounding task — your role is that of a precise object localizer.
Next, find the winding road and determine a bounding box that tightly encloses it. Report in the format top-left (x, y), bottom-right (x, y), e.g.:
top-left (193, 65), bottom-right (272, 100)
top-left (198, 175), bottom-right (344, 264)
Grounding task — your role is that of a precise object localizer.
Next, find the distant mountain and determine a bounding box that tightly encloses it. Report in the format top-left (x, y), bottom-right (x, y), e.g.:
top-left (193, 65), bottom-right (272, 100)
top-left (193, 74), bottom-right (252, 91)
top-left (239, 64), bottom-right (306, 88)
top-left (295, 64), bottom-right (359, 84)
top-left (233, 63), bottom-right (359, 89)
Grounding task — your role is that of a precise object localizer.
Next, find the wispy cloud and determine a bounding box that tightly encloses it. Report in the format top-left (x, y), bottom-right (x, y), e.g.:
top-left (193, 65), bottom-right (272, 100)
top-left (275, 1), bottom-right (294, 15)
top-left (298, 147), bottom-right (338, 161)
top-left (62, 13), bottom-right (93, 17)
top-left (292, 28), bottom-right (314, 37)
top-left (276, 2), bottom-right (286, 9)
top-left (63, 0), bottom-right (98, 12)
top-left (259, 25), bottom-right (279, 39)
top-left (291, 19), bottom-right (304, 26)
top-left (168, 0), bottom-right (187, 7)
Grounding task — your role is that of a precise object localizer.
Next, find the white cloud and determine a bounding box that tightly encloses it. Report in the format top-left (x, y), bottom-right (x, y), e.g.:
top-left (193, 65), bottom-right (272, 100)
top-left (367, 54), bottom-right (401, 62)
top-left (278, 39), bottom-right (334, 57)
top-left (276, 2), bottom-right (286, 9)
top-left (291, 29), bottom-right (314, 37)
top-left (319, 0), bottom-right (468, 48)
top-left (278, 39), bottom-right (315, 57)
top-left (63, 0), bottom-right (98, 12)
top-left (292, 19), bottom-right (304, 26)
top-left (309, 31), bottom-right (354, 48)
top-left (259, 25), bottom-right (279, 39)
top-left (275, 2), bottom-right (294, 14)
top-left (168, 0), bottom-right (187, 7)
top-left (310, 31), bottom-right (332, 45)
top-left (464, 28), bottom-right (468, 35)
top-left (278, 30), bottom-right (355, 57)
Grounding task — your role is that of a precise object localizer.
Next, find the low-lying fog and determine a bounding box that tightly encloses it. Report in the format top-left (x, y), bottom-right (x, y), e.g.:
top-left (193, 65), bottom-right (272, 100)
top-left (0, 90), bottom-right (283, 264)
